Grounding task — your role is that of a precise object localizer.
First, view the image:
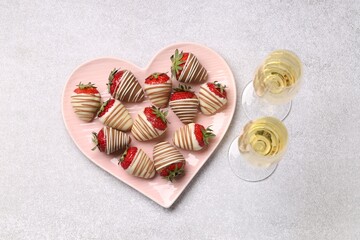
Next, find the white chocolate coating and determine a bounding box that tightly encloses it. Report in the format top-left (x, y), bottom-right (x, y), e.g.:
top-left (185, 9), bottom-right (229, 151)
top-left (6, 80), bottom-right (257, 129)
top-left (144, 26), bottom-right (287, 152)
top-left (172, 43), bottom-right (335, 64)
top-left (103, 127), bottom-right (131, 154)
top-left (126, 149), bottom-right (155, 179)
top-left (112, 70), bottom-right (145, 102)
top-left (131, 112), bottom-right (166, 141)
top-left (144, 80), bottom-right (172, 108)
top-left (98, 99), bottom-right (133, 131)
top-left (176, 53), bottom-right (208, 83)
top-left (199, 83), bottom-right (227, 115)
top-left (153, 141), bottom-right (186, 172)
top-left (173, 123), bottom-right (202, 151)
top-left (169, 98), bottom-right (199, 124)
top-left (71, 93), bottom-right (101, 122)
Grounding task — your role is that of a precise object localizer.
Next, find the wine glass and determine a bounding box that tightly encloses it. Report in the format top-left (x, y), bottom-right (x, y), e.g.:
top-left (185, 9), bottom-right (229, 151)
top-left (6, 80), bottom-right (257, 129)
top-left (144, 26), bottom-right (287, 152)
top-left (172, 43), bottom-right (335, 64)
top-left (242, 50), bottom-right (302, 121)
top-left (228, 116), bottom-right (288, 182)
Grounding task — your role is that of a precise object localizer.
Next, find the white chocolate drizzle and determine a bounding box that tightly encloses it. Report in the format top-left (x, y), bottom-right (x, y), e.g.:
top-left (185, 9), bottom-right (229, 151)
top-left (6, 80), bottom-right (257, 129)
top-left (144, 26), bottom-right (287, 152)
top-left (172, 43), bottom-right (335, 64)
top-left (99, 99), bottom-right (133, 131)
top-left (144, 81), bottom-right (172, 108)
top-left (177, 53), bottom-right (208, 83)
top-left (103, 126), bottom-right (131, 154)
top-left (169, 98), bottom-right (199, 124)
top-left (199, 83), bottom-right (227, 115)
top-left (71, 93), bottom-right (101, 122)
top-left (112, 70), bottom-right (145, 102)
top-left (153, 141), bottom-right (186, 172)
top-left (126, 149), bottom-right (155, 178)
top-left (173, 123), bottom-right (202, 151)
top-left (131, 112), bottom-right (165, 141)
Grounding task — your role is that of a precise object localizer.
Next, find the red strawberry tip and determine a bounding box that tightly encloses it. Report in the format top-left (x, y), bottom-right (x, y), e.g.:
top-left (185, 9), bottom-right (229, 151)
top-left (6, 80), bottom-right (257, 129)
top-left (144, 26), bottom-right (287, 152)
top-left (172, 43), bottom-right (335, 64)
top-left (143, 106), bottom-right (169, 130)
top-left (145, 72), bottom-right (170, 84)
top-left (118, 146), bottom-right (138, 169)
top-left (213, 81), bottom-right (227, 93)
top-left (97, 98), bottom-right (114, 117)
top-left (170, 85), bottom-right (196, 101)
top-left (107, 68), bottom-right (124, 94)
top-left (160, 162), bottom-right (185, 182)
top-left (108, 68), bottom-right (119, 83)
top-left (74, 82), bottom-right (99, 94)
top-left (107, 68), bottom-right (117, 93)
top-left (97, 100), bottom-right (109, 117)
top-left (208, 81), bottom-right (227, 98)
top-left (91, 128), bottom-right (106, 152)
top-left (152, 106), bottom-right (168, 124)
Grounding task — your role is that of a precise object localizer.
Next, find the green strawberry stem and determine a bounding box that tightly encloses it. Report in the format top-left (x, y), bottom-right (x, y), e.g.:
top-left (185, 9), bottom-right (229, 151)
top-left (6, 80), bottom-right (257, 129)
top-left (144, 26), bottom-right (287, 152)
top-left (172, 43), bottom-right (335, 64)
top-left (108, 68), bottom-right (119, 82)
top-left (166, 165), bottom-right (185, 182)
top-left (173, 84), bottom-right (192, 92)
top-left (152, 106), bottom-right (168, 124)
top-left (91, 132), bottom-right (98, 151)
top-left (214, 81), bottom-right (227, 93)
top-left (107, 68), bottom-right (120, 92)
top-left (118, 147), bottom-right (128, 164)
top-left (170, 49), bottom-right (186, 77)
top-left (77, 82), bottom-right (96, 89)
top-left (202, 126), bottom-right (216, 145)
top-left (97, 99), bottom-right (110, 117)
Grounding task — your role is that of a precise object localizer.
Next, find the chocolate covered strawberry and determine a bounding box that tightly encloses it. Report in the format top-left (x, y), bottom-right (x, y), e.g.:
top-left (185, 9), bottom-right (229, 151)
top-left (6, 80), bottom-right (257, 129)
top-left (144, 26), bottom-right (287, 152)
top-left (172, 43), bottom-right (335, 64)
top-left (71, 82), bottom-right (101, 122)
top-left (118, 147), bottom-right (156, 179)
top-left (170, 49), bottom-right (208, 83)
top-left (169, 85), bottom-right (199, 124)
top-left (107, 68), bottom-right (145, 102)
top-left (173, 123), bottom-right (215, 151)
top-left (144, 72), bottom-right (172, 108)
top-left (97, 98), bottom-right (133, 131)
top-left (92, 126), bottom-right (131, 154)
top-left (131, 106), bottom-right (168, 141)
top-left (153, 141), bottom-right (186, 182)
top-left (199, 81), bottom-right (228, 115)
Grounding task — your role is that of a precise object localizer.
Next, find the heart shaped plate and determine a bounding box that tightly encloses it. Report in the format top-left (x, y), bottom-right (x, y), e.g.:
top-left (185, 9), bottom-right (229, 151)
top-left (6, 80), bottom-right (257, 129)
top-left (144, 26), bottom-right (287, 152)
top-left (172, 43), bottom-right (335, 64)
top-left (62, 42), bottom-right (237, 208)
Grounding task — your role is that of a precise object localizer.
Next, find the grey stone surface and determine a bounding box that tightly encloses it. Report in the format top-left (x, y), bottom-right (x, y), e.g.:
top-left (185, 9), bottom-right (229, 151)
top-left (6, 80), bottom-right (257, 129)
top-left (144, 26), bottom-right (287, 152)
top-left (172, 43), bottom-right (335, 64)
top-left (1, 0), bottom-right (359, 239)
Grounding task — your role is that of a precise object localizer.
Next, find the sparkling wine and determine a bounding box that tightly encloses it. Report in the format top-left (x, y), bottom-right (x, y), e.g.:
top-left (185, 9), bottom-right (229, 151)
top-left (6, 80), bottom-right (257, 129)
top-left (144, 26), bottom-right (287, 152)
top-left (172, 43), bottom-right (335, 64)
top-left (238, 117), bottom-right (288, 167)
top-left (253, 50), bottom-right (302, 104)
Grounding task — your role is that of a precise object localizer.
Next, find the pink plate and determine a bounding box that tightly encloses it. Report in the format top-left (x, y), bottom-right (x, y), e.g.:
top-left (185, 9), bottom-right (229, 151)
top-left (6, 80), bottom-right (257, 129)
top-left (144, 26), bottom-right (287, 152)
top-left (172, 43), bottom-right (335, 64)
top-left (62, 42), bottom-right (237, 208)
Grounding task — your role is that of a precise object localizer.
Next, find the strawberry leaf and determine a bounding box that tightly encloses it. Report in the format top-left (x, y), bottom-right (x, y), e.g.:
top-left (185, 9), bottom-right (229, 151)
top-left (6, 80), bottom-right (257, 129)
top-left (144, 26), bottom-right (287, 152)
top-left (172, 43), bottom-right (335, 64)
top-left (173, 84), bottom-right (192, 92)
top-left (77, 82), bottom-right (96, 89)
top-left (118, 147), bottom-right (129, 164)
top-left (171, 49), bottom-right (186, 77)
top-left (107, 68), bottom-right (119, 92)
top-left (152, 106), bottom-right (168, 124)
top-left (91, 132), bottom-right (98, 151)
top-left (202, 126), bottom-right (216, 145)
top-left (214, 81), bottom-right (227, 93)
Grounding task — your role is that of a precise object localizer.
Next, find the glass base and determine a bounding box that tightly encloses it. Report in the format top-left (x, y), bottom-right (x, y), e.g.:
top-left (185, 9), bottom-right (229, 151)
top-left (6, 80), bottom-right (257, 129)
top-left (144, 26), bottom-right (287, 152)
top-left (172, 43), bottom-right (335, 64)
top-left (228, 137), bottom-right (277, 182)
top-left (241, 81), bottom-right (292, 121)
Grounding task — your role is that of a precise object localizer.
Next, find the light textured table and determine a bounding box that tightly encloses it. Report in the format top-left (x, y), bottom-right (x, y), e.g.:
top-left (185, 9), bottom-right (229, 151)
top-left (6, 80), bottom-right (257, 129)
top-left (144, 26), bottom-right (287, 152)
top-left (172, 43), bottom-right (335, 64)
top-left (1, 1), bottom-right (359, 239)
